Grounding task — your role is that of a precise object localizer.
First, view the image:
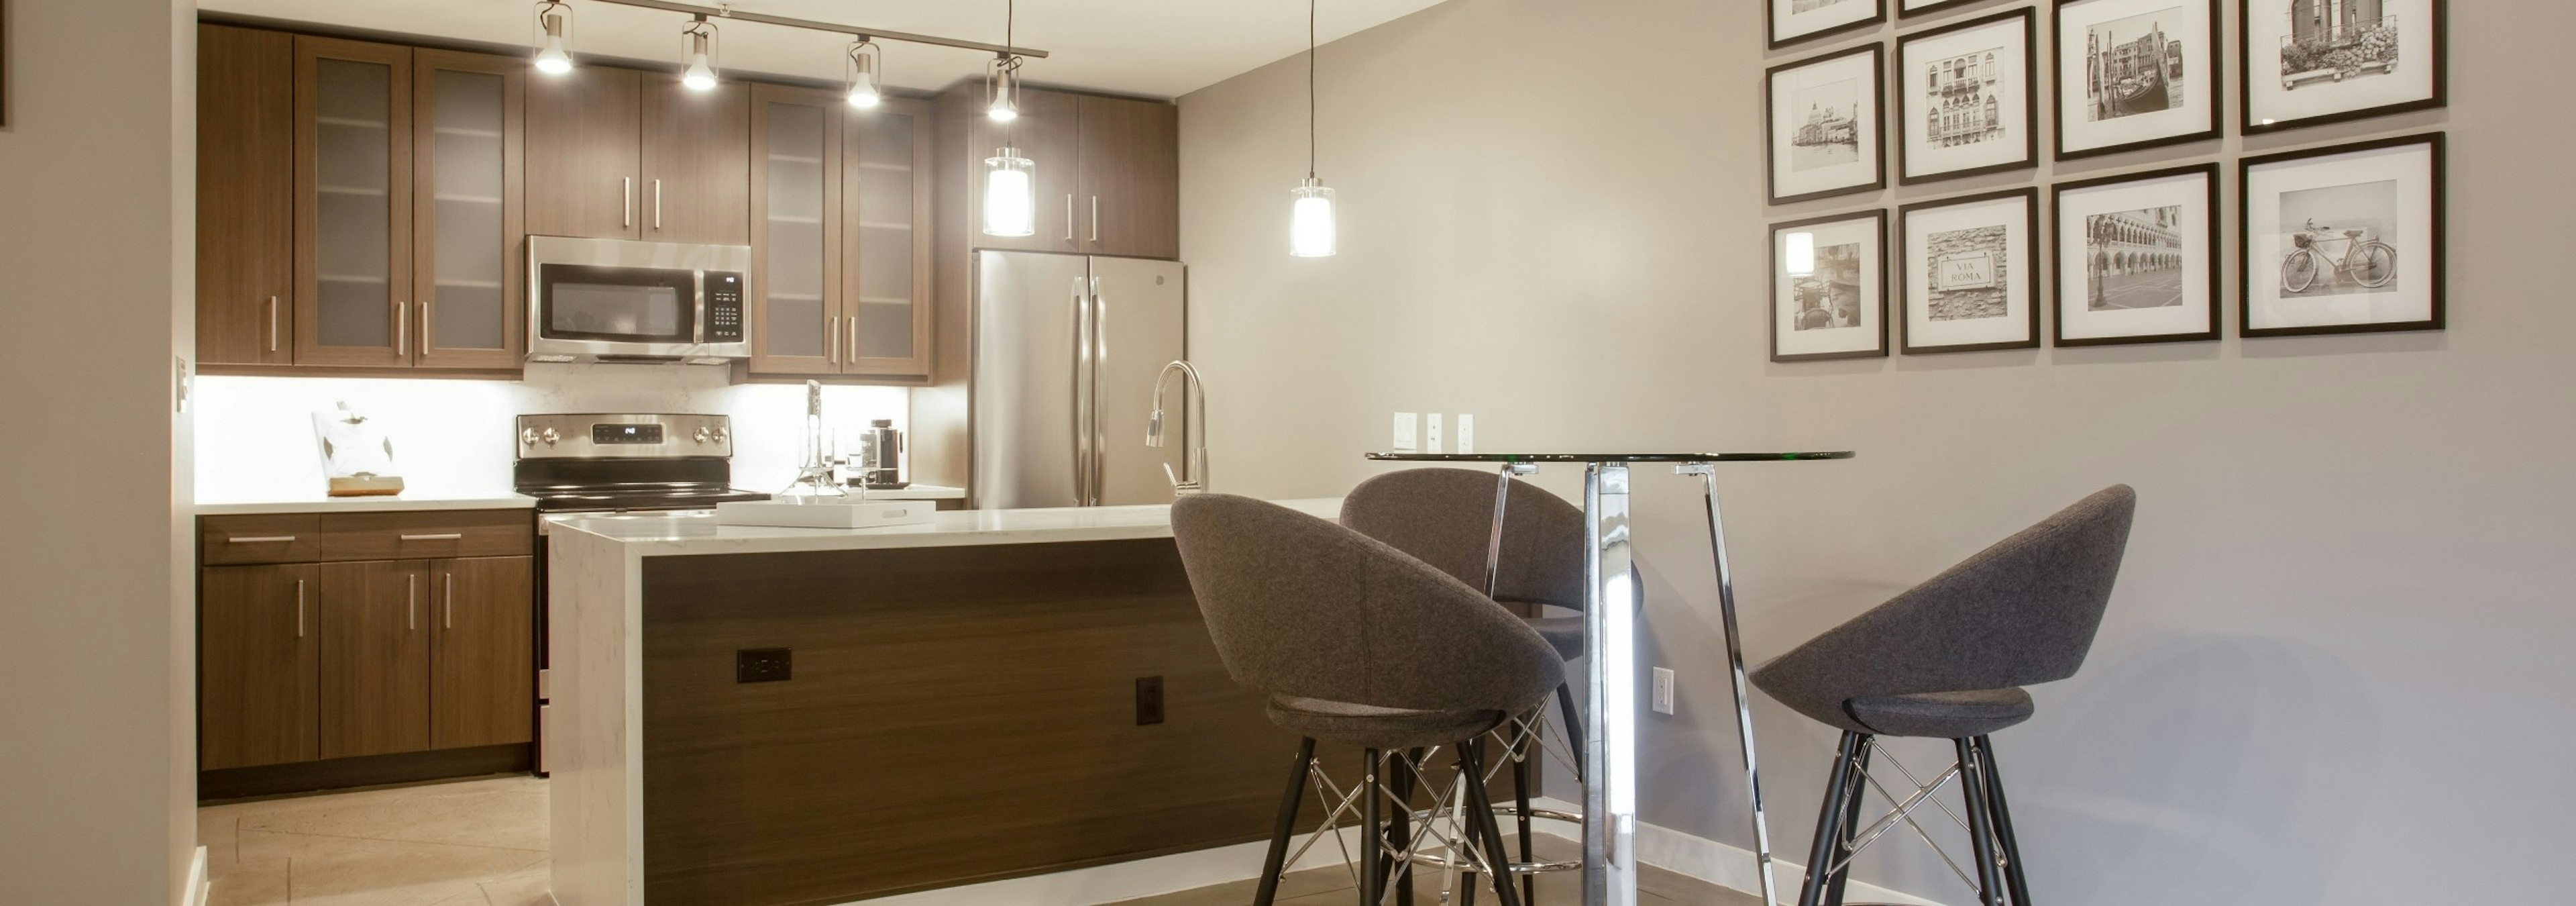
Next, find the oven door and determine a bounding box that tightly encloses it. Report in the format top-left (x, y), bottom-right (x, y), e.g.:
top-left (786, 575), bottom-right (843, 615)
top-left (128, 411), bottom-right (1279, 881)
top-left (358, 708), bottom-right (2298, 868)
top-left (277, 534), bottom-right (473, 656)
top-left (527, 236), bottom-right (749, 361)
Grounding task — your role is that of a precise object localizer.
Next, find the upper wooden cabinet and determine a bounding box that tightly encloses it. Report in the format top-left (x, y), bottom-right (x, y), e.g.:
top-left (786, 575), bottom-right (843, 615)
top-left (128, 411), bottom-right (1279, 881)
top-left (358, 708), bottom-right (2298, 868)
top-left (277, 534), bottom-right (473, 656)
top-left (292, 36), bottom-right (413, 368)
top-left (412, 50), bottom-right (528, 370)
top-left (944, 86), bottom-right (1177, 260)
top-left (747, 85), bottom-right (934, 382)
top-left (527, 66), bottom-right (750, 246)
top-left (198, 25), bottom-right (294, 367)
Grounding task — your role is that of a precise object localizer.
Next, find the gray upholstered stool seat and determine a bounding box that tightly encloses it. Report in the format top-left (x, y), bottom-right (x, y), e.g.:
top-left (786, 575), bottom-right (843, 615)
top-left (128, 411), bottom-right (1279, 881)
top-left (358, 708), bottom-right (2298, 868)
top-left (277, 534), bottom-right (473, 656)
top-left (1266, 695), bottom-right (1507, 752)
top-left (1523, 615), bottom-right (1587, 661)
top-left (1844, 687), bottom-right (2035, 739)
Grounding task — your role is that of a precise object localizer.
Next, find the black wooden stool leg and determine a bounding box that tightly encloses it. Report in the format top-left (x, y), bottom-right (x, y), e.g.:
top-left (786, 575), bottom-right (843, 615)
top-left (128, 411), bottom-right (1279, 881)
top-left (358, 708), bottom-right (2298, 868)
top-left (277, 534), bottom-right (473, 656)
top-left (1974, 737), bottom-right (2032, 906)
top-left (1391, 748), bottom-right (1419, 906)
top-left (1362, 749), bottom-right (1384, 906)
top-left (1512, 714), bottom-right (1537, 906)
top-left (1797, 732), bottom-right (1865, 906)
top-left (1823, 737), bottom-right (1874, 906)
top-left (1256, 739), bottom-right (1317, 906)
top-left (1459, 738), bottom-right (1525, 906)
top-left (1554, 683), bottom-right (1585, 781)
top-left (1955, 739), bottom-right (2005, 906)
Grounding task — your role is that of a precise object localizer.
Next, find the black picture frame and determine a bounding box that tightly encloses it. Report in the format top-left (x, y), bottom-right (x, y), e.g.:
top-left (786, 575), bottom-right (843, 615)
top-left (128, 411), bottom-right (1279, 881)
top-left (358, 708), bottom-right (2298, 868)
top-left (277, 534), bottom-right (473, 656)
top-left (1770, 0), bottom-right (1891, 50)
top-left (1901, 0), bottom-right (1996, 19)
top-left (2240, 0), bottom-right (2447, 135)
top-left (2051, 0), bottom-right (2225, 162)
top-left (2237, 132), bottom-right (2447, 338)
top-left (1896, 8), bottom-right (2039, 185)
top-left (1898, 187), bottom-right (2043, 354)
top-left (1770, 209), bottom-right (1892, 363)
top-left (2050, 162), bottom-right (2223, 347)
top-left (1766, 44), bottom-right (1890, 207)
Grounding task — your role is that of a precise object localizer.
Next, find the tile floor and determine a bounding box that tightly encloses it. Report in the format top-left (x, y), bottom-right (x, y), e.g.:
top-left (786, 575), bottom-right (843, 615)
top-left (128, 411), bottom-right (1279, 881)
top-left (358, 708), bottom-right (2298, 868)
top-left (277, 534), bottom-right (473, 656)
top-left (199, 777), bottom-right (1752, 906)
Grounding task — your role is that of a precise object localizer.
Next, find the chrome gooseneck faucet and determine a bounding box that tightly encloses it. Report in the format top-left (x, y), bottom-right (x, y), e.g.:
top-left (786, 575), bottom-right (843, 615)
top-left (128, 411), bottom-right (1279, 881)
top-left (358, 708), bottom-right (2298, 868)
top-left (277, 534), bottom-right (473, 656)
top-left (1146, 360), bottom-right (1210, 494)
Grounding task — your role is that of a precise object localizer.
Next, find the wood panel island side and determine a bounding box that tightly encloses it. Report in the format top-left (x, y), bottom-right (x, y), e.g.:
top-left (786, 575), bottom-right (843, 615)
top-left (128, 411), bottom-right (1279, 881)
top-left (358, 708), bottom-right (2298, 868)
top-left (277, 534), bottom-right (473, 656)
top-left (545, 500), bottom-right (1343, 906)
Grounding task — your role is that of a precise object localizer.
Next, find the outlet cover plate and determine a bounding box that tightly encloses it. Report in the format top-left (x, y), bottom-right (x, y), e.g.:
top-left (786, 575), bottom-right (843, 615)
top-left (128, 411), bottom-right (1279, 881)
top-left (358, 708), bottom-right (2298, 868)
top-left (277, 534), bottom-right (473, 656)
top-left (1652, 667), bottom-right (1675, 715)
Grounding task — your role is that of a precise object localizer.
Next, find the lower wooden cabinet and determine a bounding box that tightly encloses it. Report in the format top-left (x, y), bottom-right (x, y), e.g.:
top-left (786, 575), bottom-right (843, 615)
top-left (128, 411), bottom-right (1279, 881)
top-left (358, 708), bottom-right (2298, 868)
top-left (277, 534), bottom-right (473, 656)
top-left (199, 564), bottom-right (320, 770)
top-left (318, 560), bottom-right (435, 759)
top-left (432, 556), bottom-right (535, 749)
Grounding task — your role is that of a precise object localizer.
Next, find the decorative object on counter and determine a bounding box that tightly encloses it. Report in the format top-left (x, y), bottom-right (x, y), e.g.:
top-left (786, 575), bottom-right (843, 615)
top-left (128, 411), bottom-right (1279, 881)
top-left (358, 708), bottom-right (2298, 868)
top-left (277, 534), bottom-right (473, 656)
top-left (780, 381), bottom-right (848, 502)
top-left (855, 419), bottom-right (908, 489)
top-left (1897, 8), bottom-right (2038, 185)
top-left (1768, 45), bottom-right (1888, 206)
top-left (2053, 0), bottom-right (2223, 160)
top-left (1902, 0), bottom-right (1992, 19)
top-left (1146, 360), bottom-right (1211, 494)
top-left (1771, 209), bottom-right (1890, 362)
top-left (1770, 0), bottom-right (1888, 49)
top-left (1289, 0), bottom-right (1338, 258)
top-left (311, 402), bottom-right (405, 497)
top-left (2240, 132), bottom-right (2445, 338)
top-left (2242, 0), bottom-right (2444, 134)
top-left (1900, 187), bottom-right (2041, 354)
top-left (2051, 162), bottom-right (2221, 346)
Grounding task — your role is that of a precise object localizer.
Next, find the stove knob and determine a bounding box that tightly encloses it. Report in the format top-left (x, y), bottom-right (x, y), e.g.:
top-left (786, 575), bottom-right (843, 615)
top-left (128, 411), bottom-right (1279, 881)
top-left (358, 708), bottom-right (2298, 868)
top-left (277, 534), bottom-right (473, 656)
top-left (521, 427), bottom-right (539, 448)
top-left (540, 427), bottom-right (560, 446)
top-left (710, 427), bottom-right (729, 444)
top-left (693, 426), bottom-right (712, 444)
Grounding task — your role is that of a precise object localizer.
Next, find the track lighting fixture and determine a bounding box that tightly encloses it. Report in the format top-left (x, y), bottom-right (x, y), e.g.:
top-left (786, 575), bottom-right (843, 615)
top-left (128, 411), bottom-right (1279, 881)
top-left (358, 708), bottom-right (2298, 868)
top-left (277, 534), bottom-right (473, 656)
top-left (680, 16), bottom-right (718, 92)
top-left (531, 1), bottom-right (574, 75)
top-left (845, 39), bottom-right (883, 109)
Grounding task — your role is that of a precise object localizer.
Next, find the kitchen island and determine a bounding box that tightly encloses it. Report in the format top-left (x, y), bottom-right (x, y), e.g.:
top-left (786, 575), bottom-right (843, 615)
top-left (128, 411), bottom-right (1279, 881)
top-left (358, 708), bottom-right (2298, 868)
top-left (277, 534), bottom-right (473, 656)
top-left (546, 500), bottom-right (1341, 906)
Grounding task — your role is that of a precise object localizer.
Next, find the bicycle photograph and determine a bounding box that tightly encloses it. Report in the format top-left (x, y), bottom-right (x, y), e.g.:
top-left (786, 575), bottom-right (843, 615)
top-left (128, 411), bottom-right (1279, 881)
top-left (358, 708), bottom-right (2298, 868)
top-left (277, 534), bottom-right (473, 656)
top-left (2281, 216), bottom-right (2398, 295)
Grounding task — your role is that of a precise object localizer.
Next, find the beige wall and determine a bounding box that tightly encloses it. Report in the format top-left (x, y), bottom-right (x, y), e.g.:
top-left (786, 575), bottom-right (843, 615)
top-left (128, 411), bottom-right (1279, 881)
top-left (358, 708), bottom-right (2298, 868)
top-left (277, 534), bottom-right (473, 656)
top-left (1180, 0), bottom-right (2576, 901)
top-left (0, 0), bottom-right (197, 901)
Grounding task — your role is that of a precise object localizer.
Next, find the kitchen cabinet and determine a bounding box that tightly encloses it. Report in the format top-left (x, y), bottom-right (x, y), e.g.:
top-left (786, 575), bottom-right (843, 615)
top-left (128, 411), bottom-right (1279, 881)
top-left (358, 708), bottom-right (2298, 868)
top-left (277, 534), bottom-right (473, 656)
top-left (197, 25), bottom-right (294, 367)
top-left (317, 559), bottom-right (434, 759)
top-left (431, 556), bottom-right (536, 749)
top-left (747, 85), bottom-right (934, 381)
top-left (943, 87), bottom-right (1176, 260)
top-left (528, 66), bottom-right (750, 246)
top-left (411, 49), bottom-right (528, 370)
top-left (199, 564), bottom-right (319, 770)
top-left (292, 36), bottom-right (413, 368)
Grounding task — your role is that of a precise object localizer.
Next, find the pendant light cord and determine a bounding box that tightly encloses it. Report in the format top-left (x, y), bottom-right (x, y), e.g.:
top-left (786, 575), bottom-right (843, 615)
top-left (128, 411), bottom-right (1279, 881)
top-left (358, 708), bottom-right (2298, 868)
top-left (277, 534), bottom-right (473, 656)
top-left (1307, 0), bottom-right (1318, 180)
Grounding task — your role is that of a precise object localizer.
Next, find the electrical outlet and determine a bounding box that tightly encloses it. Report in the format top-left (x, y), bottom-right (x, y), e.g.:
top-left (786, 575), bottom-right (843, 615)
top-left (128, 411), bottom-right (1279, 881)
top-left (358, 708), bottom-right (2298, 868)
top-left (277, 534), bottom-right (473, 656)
top-left (1456, 414), bottom-right (1474, 454)
top-left (1426, 414), bottom-right (1445, 454)
top-left (737, 648), bottom-right (793, 684)
top-left (1652, 667), bottom-right (1676, 715)
top-left (1135, 676), bottom-right (1166, 725)
top-left (1393, 413), bottom-right (1418, 452)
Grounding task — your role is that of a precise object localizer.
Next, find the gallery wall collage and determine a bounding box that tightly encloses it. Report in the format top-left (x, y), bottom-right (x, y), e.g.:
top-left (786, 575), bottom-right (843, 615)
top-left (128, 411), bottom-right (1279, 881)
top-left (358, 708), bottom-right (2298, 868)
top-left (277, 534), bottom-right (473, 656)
top-left (1762, 0), bottom-right (2448, 362)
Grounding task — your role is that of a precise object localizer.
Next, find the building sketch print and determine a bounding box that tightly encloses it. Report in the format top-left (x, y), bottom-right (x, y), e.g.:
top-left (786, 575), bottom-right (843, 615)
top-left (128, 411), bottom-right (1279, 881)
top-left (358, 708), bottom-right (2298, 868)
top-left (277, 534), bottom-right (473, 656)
top-left (2280, 0), bottom-right (2398, 91)
top-left (1792, 79), bottom-right (1863, 171)
top-left (2085, 206), bottom-right (2184, 310)
top-left (1925, 48), bottom-right (2005, 148)
top-left (2086, 9), bottom-right (2187, 121)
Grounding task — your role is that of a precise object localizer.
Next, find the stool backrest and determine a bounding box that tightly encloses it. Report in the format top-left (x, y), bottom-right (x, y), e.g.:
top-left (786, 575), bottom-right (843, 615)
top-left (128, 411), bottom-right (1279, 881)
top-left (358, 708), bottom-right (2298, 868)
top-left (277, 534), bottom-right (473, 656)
top-left (1340, 468), bottom-right (1587, 609)
top-left (1171, 494), bottom-right (1564, 715)
top-left (1754, 486), bottom-right (2137, 719)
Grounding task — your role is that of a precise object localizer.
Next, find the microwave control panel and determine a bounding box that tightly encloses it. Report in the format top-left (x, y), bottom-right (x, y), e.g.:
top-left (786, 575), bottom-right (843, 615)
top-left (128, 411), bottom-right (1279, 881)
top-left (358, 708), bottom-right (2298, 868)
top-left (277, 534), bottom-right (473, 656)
top-left (705, 272), bottom-right (745, 342)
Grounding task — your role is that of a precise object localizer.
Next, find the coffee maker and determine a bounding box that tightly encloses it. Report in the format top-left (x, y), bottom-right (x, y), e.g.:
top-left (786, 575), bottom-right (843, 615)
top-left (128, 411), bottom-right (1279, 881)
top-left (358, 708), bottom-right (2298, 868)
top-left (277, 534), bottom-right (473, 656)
top-left (855, 419), bottom-right (906, 489)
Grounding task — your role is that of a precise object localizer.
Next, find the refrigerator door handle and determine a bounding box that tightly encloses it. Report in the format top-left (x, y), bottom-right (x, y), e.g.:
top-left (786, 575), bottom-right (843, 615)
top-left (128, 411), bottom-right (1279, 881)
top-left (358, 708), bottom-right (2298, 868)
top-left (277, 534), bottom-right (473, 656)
top-left (1071, 275), bottom-right (1093, 505)
top-left (1089, 276), bottom-right (1108, 505)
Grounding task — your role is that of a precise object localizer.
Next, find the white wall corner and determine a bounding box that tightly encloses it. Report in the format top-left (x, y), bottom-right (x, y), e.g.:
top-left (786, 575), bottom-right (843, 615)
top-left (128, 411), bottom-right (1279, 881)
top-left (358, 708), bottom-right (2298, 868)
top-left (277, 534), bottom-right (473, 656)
top-left (1529, 797), bottom-right (1950, 906)
top-left (184, 846), bottom-right (209, 906)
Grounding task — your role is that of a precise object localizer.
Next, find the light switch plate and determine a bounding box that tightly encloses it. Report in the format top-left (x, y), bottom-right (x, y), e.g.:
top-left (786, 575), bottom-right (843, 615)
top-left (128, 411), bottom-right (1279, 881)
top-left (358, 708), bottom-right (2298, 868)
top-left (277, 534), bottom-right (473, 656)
top-left (1652, 667), bottom-right (1676, 715)
top-left (1426, 414), bottom-right (1444, 454)
top-left (1393, 413), bottom-right (1418, 452)
top-left (1456, 415), bottom-right (1475, 454)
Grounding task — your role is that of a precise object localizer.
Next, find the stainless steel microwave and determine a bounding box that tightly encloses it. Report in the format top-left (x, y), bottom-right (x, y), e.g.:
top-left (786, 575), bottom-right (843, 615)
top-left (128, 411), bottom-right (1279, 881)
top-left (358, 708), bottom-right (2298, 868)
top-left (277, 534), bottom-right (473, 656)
top-left (526, 236), bottom-right (751, 364)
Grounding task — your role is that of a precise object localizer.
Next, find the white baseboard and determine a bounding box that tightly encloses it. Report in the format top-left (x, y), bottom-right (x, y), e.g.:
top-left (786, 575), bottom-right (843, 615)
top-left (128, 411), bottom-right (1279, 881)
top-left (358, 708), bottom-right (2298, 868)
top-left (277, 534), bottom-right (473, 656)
top-left (1526, 797), bottom-right (1949, 906)
top-left (183, 846), bottom-right (210, 906)
top-left (839, 826), bottom-right (1371, 906)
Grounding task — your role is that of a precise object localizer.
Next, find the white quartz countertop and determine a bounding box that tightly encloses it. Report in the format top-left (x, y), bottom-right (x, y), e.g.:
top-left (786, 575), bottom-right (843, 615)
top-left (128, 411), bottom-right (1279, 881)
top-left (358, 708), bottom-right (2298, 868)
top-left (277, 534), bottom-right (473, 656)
top-left (851, 484), bottom-right (965, 501)
top-left (553, 497), bottom-right (1342, 556)
top-left (195, 493), bottom-right (539, 515)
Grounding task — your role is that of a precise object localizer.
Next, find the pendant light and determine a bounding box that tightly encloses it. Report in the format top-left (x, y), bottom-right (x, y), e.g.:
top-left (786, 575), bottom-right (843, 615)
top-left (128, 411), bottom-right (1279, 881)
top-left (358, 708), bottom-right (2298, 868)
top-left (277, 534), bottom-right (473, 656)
top-left (531, 1), bottom-right (575, 75)
top-left (680, 15), bottom-right (719, 92)
top-left (1288, 0), bottom-right (1337, 258)
top-left (981, 0), bottom-right (1036, 236)
top-left (845, 38), bottom-right (884, 109)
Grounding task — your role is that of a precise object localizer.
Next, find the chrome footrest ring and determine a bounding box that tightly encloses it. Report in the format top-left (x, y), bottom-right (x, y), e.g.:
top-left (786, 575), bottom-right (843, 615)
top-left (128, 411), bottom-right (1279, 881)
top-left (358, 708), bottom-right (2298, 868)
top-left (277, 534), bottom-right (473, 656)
top-left (1395, 805), bottom-right (1584, 875)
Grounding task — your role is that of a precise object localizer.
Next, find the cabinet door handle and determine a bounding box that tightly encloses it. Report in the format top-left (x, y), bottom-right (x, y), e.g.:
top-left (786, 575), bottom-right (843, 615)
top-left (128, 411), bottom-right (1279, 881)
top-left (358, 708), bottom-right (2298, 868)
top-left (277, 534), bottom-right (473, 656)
top-left (268, 296), bottom-right (280, 352)
top-left (399, 533), bottom-right (466, 542)
top-left (1065, 195), bottom-right (1076, 242)
top-left (1090, 196), bottom-right (1099, 242)
top-left (827, 315), bottom-right (840, 364)
top-left (408, 574), bottom-right (417, 631)
top-left (444, 572), bottom-right (453, 629)
top-left (296, 578), bottom-right (306, 639)
top-left (418, 300), bottom-right (431, 355)
top-left (394, 301), bottom-right (408, 354)
top-left (654, 179), bottom-right (663, 230)
top-left (848, 316), bottom-right (859, 364)
top-left (623, 177), bottom-right (633, 228)
top-left (227, 536), bottom-right (297, 544)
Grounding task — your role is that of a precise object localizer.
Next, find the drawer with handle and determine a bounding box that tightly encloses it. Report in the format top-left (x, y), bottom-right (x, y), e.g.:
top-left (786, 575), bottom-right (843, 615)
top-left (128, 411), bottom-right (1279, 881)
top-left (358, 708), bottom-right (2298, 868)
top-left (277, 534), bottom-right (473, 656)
top-left (319, 511), bottom-right (533, 562)
top-left (201, 514), bottom-right (324, 565)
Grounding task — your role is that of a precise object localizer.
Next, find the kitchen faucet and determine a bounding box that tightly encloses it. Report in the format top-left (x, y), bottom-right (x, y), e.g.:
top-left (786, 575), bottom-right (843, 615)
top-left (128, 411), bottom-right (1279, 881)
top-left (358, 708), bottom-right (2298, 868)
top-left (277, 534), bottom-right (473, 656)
top-left (1145, 360), bottom-right (1210, 494)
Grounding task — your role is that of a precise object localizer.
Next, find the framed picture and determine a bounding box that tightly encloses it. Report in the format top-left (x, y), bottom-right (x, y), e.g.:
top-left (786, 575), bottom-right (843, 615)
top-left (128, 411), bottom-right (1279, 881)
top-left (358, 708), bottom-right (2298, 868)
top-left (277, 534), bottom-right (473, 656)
top-left (1771, 0), bottom-right (1889, 50)
top-left (2053, 0), bottom-right (2222, 160)
top-left (1767, 46), bottom-right (1888, 206)
top-left (1900, 188), bottom-right (2041, 354)
top-left (1897, 9), bottom-right (2037, 185)
top-left (2240, 133), bottom-right (2445, 337)
top-left (1771, 210), bottom-right (1890, 362)
top-left (2241, 0), bottom-right (2446, 134)
top-left (1903, 0), bottom-right (1994, 17)
top-left (2051, 163), bottom-right (2220, 346)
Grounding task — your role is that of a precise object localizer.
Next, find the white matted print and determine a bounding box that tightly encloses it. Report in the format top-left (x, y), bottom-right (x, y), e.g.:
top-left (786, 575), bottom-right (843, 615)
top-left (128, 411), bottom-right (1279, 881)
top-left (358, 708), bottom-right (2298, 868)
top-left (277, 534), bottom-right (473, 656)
top-left (1768, 46), bottom-right (1887, 205)
top-left (1772, 211), bottom-right (1889, 362)
top-left (1903, 0), bottom-right (1988, 16)
top-left (2241, 134), bottom-right (2444, 336)
top-left (1772, 0), bottom-right (1887, 48)
top-left (2053, 164), bottom-right (2218, 345)
top-left (2055, 0), bottom-right (2220, 159)
top-left (1898, 9), bottom-right (2036, 183)
top-left (1902, 189), bottom-right (2039, 353)
top-left (2243, 0), bottom-right (2444, 133)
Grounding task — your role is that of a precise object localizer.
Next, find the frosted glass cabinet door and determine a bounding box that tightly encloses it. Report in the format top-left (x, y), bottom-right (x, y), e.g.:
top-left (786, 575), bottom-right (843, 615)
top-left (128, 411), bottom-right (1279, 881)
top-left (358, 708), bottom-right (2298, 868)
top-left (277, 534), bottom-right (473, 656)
top-left (748, 85), bottom-right (841, 376)
top-left (294, 36), bottom-right (412, 367)
top-left (845, 97), bottom-right (934, 377)
top-left (412, 50), bottom-right (525, 370)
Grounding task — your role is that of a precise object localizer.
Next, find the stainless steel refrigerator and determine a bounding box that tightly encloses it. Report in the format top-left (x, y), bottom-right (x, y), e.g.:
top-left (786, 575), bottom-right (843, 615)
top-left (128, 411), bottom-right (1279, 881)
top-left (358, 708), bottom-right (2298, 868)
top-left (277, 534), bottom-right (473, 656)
top-left (910, 250), bottom-right (1187, 509)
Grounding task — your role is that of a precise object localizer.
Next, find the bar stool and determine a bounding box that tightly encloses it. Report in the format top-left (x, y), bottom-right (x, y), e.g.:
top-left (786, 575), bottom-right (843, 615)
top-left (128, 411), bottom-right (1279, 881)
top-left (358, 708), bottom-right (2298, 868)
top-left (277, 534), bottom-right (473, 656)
top-left (1171, 494), bottom-right (1564, 906)
top-left (1752, 486), bottom-right (2136, 906)
top-left (1340, 468), bottom-right (1589, 902)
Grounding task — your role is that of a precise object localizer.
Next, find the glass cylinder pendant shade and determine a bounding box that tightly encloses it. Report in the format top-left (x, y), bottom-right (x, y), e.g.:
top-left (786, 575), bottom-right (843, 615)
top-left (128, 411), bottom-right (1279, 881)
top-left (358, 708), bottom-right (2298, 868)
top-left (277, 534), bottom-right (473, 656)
top-left (1784, 232), bottom-right (1817, 277)
top-left (1289, 178), bottom-right (1337, 258)
top-left (681, 23), bottom-right (718, 92)
top-left (845, 42), bottom-right (882, 108)
top-left (983, 148), bottom-right (1036, 237)
top-left (532, 2), bottom-right (574, 75)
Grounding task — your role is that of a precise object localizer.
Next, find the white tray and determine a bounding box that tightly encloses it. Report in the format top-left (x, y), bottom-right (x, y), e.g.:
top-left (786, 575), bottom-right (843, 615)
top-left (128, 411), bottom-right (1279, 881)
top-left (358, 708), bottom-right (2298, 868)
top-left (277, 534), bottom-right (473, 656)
top-left (714, 497), bottom-right (938, 530)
